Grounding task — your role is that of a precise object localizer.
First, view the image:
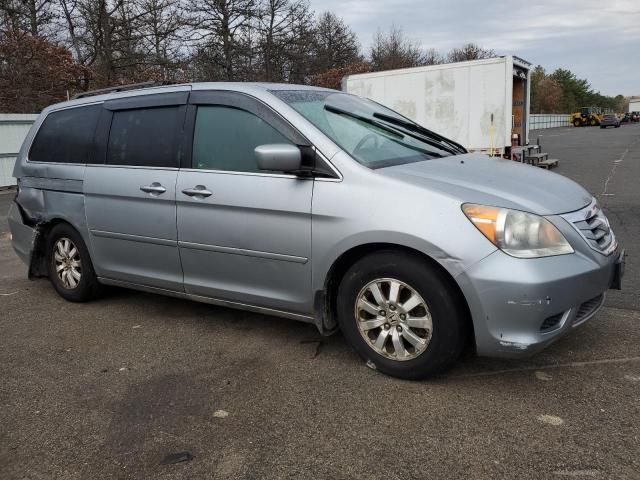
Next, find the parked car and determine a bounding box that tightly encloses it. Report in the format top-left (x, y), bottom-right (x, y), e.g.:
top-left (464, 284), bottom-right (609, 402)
top-left (633, 112), bottom-right (640, 123)
top-left (8, 83), bottom-right (624, 379)
top-left (621, 113), bottom-right (631, 124)
top-left (600, 114), bottom-right (621, 128)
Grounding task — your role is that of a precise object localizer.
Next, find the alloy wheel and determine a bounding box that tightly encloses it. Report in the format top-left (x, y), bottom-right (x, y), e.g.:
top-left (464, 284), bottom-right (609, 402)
top-left (354, 278), bottom-right (433, 361)
top-left (53, 237), bottom-right (82, 289)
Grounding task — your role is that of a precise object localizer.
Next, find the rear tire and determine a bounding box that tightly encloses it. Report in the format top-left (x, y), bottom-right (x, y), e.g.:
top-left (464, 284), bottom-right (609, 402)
top-left (573, 119), bottom-right (582, 127)
top-left (46, 223), bottom-right (100, 302)
top-left (337, 251), bottom-right (466, 380)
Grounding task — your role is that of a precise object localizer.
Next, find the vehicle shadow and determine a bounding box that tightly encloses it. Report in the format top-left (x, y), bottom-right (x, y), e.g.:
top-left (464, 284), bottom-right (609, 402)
top-left (96, 284), bottom-right (634, 383)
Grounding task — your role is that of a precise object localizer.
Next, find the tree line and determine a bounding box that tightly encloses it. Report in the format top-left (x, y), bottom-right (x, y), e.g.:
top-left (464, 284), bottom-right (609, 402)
top-left (0, 0), bottom-right (627, 114)
top-left (0, 0), bottom-right (499, 112)
top-left (531, 65), bottom-right (628, 114)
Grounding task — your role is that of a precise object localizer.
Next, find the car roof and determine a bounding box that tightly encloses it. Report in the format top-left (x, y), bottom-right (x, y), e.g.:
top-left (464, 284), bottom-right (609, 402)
top-left (43, 82), bottom-right (337, 113)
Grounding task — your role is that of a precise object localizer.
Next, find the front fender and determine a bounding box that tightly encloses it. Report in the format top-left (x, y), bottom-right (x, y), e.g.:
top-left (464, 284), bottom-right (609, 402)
top-left (312, 229), bottom-right (471, 295)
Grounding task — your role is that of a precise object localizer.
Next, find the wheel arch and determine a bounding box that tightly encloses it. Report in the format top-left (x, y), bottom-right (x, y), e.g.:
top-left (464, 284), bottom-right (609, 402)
top-left (29, 217), bottom-right (80, 278)
top-left (315, 242), bottom-right (475, 349)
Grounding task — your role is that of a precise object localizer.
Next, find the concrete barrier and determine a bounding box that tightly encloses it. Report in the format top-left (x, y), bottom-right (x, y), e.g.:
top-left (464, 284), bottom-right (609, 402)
top-left (530, 114), bottom-right (571, 130)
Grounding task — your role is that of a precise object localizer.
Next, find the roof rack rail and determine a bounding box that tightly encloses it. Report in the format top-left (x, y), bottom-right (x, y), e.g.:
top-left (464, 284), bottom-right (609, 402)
top-left (71, 81), bottom-right (176, 100)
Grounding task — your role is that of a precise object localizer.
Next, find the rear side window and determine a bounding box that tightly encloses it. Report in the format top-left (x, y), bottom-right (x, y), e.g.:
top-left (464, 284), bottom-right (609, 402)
top-left (192, 105), bottom-right (291, 172)
top-left (107, 107), bottom-right (181, 168)
top-left (29, 105), bottom-right (101, 163)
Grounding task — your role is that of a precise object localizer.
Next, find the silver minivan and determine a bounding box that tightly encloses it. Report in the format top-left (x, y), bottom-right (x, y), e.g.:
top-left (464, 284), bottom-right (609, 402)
top-left (8, 82), bottom-right (624, 379)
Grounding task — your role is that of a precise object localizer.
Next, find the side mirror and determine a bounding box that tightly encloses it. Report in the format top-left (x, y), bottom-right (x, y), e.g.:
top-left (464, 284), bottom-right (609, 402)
top-left (254, 144), bottom-right (302, 173)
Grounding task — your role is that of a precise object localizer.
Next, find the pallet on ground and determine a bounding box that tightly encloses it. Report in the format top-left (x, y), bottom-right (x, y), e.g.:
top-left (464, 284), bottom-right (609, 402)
top-left (537, 158), bottom-right (559, 169)
top-left (525, 152), bottom-right (548, 165)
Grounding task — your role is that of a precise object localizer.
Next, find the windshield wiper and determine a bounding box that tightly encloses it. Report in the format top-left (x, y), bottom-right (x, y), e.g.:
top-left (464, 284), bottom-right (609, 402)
top-left (324, 105), bottom-right (447, 156)
top-left (372, 112), bottom-right (467, 154)
top-left (324, 105), bottom-right (404, 138)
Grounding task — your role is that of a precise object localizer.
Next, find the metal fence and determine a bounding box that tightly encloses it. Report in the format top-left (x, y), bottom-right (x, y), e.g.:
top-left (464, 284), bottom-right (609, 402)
top-left (0, 114), bottom-right (37, 188)
top-left (530, 114), bottom-right (571, 130)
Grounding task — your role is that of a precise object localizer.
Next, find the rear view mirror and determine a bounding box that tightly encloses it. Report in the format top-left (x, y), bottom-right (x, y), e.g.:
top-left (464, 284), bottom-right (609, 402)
top-left (254, 144), bottom-right (302, 172)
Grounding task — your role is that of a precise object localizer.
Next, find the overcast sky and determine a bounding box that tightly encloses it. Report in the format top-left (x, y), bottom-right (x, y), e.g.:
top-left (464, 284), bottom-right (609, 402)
top-left (313, 0), bottom-right (640, 96)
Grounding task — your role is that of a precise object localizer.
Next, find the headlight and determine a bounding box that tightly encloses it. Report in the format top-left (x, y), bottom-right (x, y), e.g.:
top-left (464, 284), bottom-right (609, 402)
top-left (462, 204), bottom-right (574, 258)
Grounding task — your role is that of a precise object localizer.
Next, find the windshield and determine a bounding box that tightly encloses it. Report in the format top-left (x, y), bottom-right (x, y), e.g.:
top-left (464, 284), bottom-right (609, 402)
top-left (272, 90), bottom-right (455, 169)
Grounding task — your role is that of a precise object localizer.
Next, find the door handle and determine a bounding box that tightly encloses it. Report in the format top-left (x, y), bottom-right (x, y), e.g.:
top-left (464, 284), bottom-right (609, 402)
top-left (182, 186), bottom-right (212, 198)
top-left (140, 183), bottom-right (167, 194)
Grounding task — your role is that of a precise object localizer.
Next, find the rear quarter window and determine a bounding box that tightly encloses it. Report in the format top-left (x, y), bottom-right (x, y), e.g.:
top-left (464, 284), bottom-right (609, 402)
top-left (29, 105), bottom-right (101, 163)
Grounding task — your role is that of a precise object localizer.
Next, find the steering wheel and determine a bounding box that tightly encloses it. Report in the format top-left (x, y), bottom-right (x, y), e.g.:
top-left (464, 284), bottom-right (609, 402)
top-left (353, 134), bottom-right (380, 155)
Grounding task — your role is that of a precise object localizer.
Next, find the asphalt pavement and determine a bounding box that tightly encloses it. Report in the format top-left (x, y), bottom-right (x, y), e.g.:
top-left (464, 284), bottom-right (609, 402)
top-left (1, 124), bottom-right (639, 480)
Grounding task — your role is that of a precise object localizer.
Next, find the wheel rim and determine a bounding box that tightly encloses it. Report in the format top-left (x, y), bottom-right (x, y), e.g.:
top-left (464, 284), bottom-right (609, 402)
top-left (53, 237), bottom-right (82, 289)
top-left (354, 278), bottom-right (433, 361)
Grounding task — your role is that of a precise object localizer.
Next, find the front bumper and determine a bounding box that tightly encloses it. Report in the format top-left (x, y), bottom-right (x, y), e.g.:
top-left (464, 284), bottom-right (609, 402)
top-left (456, 244), bottom-right (624, 358)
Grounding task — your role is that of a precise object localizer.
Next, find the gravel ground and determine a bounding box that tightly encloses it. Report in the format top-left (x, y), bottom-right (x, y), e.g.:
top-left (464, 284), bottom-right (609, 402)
top-left (1, 124), bottom-right (639, 480)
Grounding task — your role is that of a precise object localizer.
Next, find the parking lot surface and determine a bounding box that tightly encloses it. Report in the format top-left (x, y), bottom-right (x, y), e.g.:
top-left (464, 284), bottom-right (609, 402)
top-left (1, 124), bottom-right (639, 480)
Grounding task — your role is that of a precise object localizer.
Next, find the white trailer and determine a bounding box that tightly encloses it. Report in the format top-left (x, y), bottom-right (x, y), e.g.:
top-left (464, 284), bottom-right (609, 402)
top-left (628, 99), bottom-right (640, 113)
top-left (342, 56), bottom-right (532, 156)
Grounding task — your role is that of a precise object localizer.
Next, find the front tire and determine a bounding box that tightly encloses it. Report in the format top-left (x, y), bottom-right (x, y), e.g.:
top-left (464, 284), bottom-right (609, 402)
top-left (337, 251), bottom-right (467, 379)
top-left (47, 223), bottom-right (100, 302)
top-left (573, 119), bottom-right (582, 127)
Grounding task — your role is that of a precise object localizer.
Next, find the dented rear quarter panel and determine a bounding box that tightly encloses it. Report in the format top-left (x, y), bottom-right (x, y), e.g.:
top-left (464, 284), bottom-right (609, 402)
top-left (12, 107), bottom-right (92, 270)
top-left (15, 163), bottom-right (88, 229)
top-left (7, 202), bottom-right (35, 264)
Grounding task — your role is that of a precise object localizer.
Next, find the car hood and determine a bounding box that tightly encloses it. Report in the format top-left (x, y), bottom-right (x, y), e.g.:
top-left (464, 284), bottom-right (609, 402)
top-left (379, 153), bottom-right (592, 215)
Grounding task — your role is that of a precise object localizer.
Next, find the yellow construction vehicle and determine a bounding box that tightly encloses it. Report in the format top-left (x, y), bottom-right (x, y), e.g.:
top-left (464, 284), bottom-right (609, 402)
top-left (571, 106), bottom-right (604, 127)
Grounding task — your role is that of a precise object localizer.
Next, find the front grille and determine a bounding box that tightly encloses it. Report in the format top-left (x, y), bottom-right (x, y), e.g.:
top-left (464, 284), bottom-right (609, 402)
top-left (540, 312), bottom-right (564, 332)
top-left (564, 201), bottom-right (616, 255)
top-left (573, 294), bottom-right (604, 326)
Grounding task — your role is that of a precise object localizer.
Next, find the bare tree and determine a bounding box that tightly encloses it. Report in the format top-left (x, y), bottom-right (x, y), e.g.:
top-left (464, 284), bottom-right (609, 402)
top-left (77, 0), bottom-right (126, 85)
top-left (257, 0), bottom-right (292, 81)
top-left (3, 0), bottom-right (363, 88)
top-left (138, 0), bottom-right (187, 79)
top-left (0, 0), bottom-right (56, 35)
top-left (0, 0), bottom-right (20, 30)
top-left (280, 0), bottom-right (314, 83)
top-left (59, 0), bottom-right (86, 63)
top-left (446, 42), bottom-right (495, 62)
top-left (423, 47), bottom-right (444, 66)
top-left (187, 0), bottom-right (256, 80)
top-left (312, 11), bottom-right (360, 73)
top-left (369, 25), bottom-right (428, 71)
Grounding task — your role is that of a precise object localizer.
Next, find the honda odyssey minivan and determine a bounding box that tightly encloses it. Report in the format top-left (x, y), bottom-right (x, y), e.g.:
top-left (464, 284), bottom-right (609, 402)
top-left (8, 82), bottom-right (624, 379)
